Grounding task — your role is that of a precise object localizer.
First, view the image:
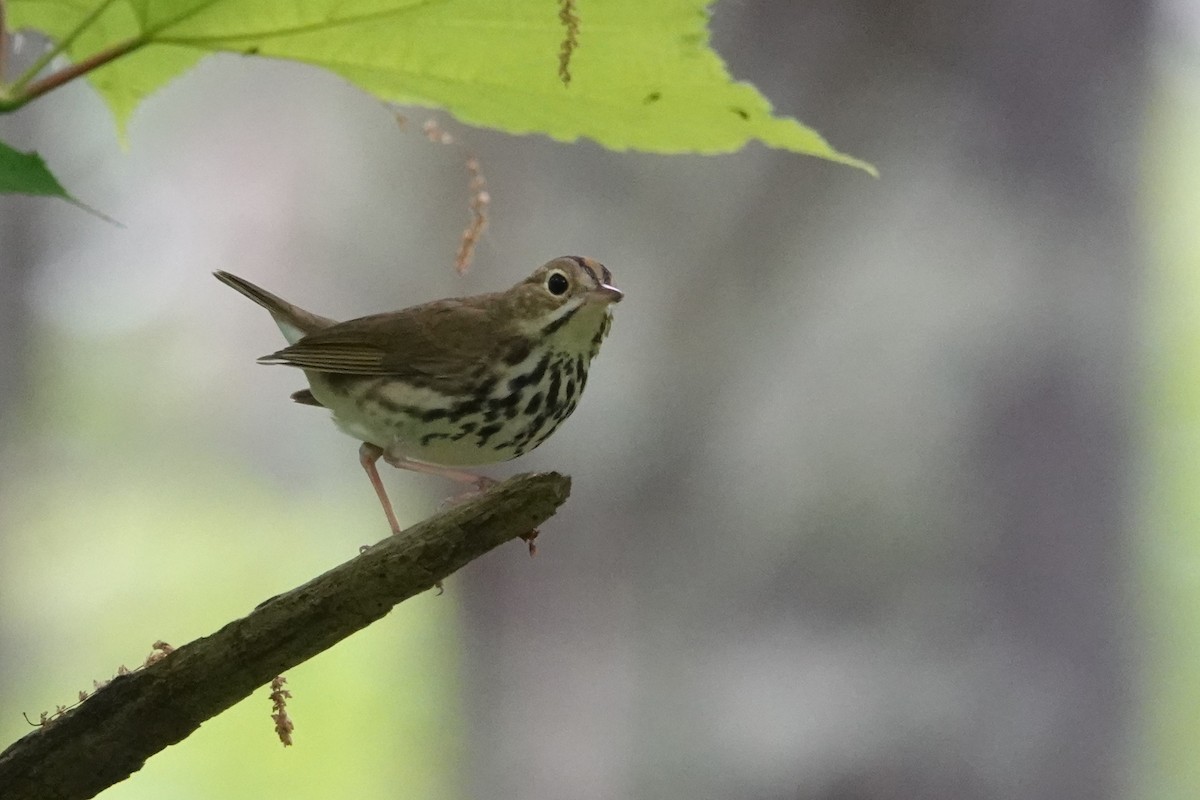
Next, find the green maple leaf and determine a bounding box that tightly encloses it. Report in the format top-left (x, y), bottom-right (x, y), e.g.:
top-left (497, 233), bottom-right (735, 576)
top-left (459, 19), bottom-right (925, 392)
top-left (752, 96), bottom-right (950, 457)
top-left (4, 0), bottom-right (874, 172)
top-left (0, 139), bottom-right (71, 196)
top-left (0, 139), bottom-right (120, 220)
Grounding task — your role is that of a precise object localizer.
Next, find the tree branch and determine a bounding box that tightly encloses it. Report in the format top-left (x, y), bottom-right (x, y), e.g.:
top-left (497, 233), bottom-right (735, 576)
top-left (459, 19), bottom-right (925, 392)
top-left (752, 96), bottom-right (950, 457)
top-left (0, 471), bottom-right (571, 800)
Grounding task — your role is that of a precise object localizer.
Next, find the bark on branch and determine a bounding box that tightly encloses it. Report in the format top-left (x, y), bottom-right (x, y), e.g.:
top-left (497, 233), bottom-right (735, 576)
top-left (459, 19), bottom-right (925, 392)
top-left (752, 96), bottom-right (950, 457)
top-left (0, 471), bottom-right (571, 800)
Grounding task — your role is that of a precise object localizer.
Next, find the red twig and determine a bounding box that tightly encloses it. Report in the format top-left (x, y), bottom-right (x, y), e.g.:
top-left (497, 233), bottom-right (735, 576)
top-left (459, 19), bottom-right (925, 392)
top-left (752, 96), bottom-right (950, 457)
top-left (455, 155), bottom-right (490, 275)
top-left (269, 676), bottom-right (294, 747)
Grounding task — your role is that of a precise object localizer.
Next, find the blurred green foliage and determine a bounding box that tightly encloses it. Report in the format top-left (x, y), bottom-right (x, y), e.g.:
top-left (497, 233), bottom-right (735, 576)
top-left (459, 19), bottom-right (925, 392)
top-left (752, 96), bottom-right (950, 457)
top-left (1141, 60), bottom-right (1200, 800)
top-left (0, 327), bottom-right (464, 799)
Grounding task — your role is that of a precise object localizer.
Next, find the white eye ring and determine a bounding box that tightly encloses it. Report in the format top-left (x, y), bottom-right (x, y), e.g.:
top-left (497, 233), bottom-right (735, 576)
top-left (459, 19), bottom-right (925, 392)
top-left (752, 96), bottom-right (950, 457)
top-left (546, 270), bottom-right (570, 296)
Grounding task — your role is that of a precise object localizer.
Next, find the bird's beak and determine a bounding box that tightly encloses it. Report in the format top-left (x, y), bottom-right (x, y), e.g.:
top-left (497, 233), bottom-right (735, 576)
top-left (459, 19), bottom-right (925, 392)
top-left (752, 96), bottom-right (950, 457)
top-left (593, 284), bottom-right (624, 304)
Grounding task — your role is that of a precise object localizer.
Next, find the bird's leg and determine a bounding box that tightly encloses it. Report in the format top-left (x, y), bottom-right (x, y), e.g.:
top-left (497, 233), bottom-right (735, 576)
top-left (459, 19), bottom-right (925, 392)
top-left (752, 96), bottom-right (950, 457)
top-left (359, 442), bottom-right (402, 536)
top-left (362, 443), bottom-right (445, 593)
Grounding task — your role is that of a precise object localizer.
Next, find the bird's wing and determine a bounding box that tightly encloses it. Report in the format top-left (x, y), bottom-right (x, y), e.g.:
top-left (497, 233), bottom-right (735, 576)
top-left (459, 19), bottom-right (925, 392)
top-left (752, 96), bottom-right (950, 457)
top-left (257, 297), bottom-right (508, 380)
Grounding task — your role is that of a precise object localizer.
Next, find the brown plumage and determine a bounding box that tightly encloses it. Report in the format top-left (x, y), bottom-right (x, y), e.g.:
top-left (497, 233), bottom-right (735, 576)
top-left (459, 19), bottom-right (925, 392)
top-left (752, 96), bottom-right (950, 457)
top-left (216, 256), bottom-right (622, 537)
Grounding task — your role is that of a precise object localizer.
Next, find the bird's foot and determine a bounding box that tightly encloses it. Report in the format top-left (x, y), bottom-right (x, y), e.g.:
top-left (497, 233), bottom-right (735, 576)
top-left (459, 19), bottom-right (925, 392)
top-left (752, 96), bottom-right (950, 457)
top-left (437, 474), bottom-right (498, 509)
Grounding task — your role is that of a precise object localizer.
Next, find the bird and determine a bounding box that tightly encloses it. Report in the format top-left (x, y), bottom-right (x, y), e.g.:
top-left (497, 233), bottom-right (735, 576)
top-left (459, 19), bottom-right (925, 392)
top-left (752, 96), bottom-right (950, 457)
top-left (215, 256), bottom-right (622, 539)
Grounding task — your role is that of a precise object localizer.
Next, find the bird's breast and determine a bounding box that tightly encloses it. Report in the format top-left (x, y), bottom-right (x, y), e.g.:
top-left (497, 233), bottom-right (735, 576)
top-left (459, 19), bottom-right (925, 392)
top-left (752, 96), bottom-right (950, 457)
top-left (302, 346), bottom-right (593, 467)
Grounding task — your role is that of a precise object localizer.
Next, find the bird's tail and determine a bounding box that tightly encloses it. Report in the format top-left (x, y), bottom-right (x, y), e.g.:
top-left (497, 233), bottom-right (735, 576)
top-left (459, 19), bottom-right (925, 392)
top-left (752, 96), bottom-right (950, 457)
top-left (213, 271), bottom-right (336, 344)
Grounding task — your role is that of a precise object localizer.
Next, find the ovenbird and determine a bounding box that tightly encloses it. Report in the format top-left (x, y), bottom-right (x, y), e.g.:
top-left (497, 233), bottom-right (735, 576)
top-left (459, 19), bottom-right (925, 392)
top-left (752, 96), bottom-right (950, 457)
top-left (215, 256), bottom-right (622, 536)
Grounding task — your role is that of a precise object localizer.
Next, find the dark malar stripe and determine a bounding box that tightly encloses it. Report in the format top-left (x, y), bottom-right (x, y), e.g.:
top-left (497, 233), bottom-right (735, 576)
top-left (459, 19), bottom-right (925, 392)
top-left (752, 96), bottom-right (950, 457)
top-left (540, 305), bottom-right (582, 337)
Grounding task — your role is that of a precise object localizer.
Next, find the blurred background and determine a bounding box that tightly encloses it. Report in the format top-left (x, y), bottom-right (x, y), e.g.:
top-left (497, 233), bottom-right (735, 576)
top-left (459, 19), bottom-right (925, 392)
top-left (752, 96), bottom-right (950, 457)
top-left (0, 0), bottom-right (1196, 798)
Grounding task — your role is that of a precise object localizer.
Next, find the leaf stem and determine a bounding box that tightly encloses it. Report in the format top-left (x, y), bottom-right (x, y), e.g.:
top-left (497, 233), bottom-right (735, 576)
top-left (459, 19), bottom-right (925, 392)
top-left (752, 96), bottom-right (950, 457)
top-left (0, 0), bottom-right (223, 113)
top-left (7, 0), bottom-right (122, 95)
top-left (0, 35), bottom-right (142, 112)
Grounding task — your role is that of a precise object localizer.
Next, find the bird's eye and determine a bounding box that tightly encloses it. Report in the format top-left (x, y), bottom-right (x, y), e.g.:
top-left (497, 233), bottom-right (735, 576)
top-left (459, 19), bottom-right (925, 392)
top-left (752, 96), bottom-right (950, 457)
top-left (546, 271), bottom-right (570, 296)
